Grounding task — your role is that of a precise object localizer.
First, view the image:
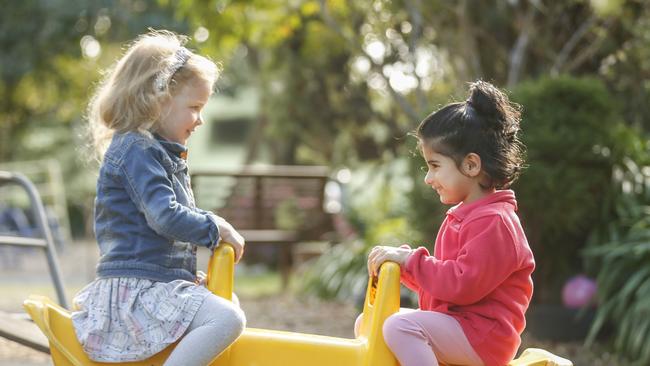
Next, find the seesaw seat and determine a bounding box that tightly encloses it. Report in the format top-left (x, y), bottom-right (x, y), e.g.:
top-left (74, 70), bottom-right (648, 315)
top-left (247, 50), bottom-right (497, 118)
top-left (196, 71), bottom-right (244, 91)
top-left (24, 245), bottom-right (571, 366)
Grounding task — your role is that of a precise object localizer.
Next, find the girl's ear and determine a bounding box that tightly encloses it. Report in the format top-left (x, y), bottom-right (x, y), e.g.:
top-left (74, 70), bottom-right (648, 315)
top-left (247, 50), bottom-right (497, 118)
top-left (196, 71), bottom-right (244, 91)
top-left (462, 153), bottom-right (482, 177)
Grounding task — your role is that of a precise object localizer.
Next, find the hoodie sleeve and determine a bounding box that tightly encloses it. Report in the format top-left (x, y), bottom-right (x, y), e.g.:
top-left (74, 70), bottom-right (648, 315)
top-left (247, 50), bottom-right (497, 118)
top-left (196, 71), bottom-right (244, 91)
top-left (398, 244), bottom-right (421, 292)
top-left (402, 215), bottom-right (519, 305)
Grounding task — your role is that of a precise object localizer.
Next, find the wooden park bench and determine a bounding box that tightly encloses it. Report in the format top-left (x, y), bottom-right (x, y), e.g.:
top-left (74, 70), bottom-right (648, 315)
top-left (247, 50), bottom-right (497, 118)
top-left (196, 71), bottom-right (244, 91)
top-left (0, 311), bottom-right (49, 353)
top-left (191, 165), bottom-right (334, 288)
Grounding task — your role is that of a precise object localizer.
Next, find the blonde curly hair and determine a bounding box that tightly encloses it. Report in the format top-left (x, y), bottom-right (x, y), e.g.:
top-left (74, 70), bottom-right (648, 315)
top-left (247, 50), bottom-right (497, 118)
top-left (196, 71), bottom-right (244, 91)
top-left (86, 29), bottom-right (220, 159)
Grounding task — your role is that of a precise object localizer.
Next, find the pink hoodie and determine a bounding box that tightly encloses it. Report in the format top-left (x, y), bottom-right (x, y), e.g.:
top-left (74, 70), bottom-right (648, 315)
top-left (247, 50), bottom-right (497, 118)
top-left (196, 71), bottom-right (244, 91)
top-left (401, 190), bottom-right (534, 366)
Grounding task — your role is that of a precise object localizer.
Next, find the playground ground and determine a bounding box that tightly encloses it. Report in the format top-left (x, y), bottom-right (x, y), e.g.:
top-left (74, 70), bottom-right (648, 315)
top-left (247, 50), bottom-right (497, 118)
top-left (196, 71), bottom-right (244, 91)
top-left (0, 240), bottom-right (626, 366)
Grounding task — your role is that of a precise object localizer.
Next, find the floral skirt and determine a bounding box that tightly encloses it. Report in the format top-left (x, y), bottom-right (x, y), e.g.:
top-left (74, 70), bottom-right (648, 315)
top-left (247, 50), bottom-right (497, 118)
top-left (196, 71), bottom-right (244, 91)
top-left (71, 277), bottom-right (212, 362)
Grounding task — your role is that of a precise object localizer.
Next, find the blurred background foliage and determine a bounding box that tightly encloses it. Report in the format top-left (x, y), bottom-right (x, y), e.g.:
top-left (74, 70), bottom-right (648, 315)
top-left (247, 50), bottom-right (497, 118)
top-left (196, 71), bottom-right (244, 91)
top-left (511, 75), bottom-right (648, 302)
top-left (582, 156), bottom-right (650, 365)
top-left (2, 0), bottom-right (650, 363)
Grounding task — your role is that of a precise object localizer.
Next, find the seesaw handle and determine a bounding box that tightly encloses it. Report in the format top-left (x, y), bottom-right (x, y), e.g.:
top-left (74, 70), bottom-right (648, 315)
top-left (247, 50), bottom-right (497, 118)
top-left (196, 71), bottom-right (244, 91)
top-left (357, 262), bottom-right (400, 365)
top-left (206, 244), bottom-right (399, 365)
top-left (207, 243), bottom-right (235, 300)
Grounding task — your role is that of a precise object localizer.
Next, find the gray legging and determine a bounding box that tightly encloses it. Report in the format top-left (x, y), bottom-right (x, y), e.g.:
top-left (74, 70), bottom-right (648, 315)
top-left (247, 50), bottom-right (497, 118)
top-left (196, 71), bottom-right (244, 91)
top-left (164, 294), bottom-right (245, 366)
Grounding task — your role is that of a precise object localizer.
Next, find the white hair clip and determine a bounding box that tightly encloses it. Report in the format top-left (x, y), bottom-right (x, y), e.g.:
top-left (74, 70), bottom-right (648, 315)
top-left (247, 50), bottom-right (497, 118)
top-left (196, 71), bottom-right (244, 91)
top-left (154, 47), bottom-right (191, 92)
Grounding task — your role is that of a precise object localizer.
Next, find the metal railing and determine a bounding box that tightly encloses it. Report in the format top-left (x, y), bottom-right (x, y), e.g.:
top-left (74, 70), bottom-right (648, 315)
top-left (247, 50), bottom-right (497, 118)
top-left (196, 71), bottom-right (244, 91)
top-left (0, 170), bottom-right (68, 308)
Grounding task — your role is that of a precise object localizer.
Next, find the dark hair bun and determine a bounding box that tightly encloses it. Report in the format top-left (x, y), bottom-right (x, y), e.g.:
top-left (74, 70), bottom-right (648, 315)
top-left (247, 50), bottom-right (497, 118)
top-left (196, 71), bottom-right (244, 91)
top-left (416, 80), bottom-right (526, 189)
top-left (467, 80), bottom-right (521, 137)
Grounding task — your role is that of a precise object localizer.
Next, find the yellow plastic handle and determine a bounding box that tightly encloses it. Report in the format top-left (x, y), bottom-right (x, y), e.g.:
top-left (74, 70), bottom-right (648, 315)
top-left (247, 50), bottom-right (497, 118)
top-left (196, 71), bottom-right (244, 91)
top-left (25, 297), bottom-right (85, 366)
top-left (207, 243), bottom-right (235, 300)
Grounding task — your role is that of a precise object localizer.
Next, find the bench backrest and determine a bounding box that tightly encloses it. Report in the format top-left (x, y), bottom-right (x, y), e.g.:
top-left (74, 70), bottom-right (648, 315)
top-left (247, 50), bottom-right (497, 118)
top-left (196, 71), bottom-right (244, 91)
top-left (191, 165), bottom-right (333, 237)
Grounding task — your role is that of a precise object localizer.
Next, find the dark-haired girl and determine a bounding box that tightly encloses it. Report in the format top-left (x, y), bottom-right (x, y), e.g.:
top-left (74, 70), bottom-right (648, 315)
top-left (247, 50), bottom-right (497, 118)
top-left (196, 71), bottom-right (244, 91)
top-left (365, 81), bottom-right (535, 366)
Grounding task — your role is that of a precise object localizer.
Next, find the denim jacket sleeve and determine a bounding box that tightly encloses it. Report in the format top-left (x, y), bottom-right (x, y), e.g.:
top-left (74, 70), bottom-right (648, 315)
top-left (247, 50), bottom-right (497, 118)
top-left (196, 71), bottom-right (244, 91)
top-left (119, 141), bottom-right (220, 248)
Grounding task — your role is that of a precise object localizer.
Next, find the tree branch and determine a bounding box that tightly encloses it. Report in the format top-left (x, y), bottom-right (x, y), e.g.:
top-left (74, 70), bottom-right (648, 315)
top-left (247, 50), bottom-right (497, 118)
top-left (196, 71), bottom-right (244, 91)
top-left (507, 6), bottom-right (536, 87)
top-left (551, 15), bottom-right (597, 75)
top-left (404, 0), bottom-right (427, 113)
top-left (456, 0), bottom-right (483, 80)
top-left (318, 0), bottom-right (421, 123)
top-left (563, 19), bottom-right (612, 73)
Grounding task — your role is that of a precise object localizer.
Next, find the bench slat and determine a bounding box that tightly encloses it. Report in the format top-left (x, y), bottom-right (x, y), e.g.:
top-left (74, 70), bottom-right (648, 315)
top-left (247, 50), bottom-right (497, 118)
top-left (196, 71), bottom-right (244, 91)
top-left (0, 311), bottom-right (50, 354)
top-left (239, 230), bottom-right (298, 243)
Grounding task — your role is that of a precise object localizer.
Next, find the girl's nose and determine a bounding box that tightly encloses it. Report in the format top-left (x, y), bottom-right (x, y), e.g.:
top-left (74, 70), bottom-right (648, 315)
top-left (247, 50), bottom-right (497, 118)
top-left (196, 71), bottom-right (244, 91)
top-left (196, 113), bottom-right (204, 126)
top-left (424, 170), bottom-right (434, 185)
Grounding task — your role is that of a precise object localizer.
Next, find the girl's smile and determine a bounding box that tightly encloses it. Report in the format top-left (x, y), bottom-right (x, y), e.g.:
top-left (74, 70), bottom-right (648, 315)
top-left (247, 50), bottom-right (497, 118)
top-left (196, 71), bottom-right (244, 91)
top-left (421, 145), bottom-right (488, 205)
top-left (158, 79), bottom-right (211, 145)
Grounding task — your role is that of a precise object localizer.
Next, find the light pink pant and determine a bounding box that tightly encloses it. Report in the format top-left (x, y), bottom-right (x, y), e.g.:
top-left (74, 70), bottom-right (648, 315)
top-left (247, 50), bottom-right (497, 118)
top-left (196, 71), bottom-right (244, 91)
top-left (355, 308), bottom-right (484, 366)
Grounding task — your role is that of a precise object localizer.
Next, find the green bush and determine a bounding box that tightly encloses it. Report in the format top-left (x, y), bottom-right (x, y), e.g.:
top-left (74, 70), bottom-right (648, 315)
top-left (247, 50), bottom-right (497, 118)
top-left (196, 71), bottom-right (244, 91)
top-left (510, 76), bottom-right (642, 303)
top-left (583, 157), bottom-right (650, 365)
top-left (299, 238), bottom-right (370, 301)
top-left (299, 159), bottom-right (422, 300)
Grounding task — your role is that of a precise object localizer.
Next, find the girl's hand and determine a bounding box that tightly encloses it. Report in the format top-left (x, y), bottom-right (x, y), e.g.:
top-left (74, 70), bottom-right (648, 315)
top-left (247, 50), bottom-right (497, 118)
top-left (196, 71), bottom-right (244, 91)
top-left (195, 270), bottom-right (207, 286)
top-left (215, 216), bottom-right (245, 263)
top-left (367, 245), bottom-right (413, 276)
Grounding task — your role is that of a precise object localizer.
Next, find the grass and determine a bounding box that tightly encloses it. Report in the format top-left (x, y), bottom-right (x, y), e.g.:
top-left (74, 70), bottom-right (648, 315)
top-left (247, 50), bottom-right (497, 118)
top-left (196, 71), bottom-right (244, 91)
top-left (234, 268), bottom-right (284, 297)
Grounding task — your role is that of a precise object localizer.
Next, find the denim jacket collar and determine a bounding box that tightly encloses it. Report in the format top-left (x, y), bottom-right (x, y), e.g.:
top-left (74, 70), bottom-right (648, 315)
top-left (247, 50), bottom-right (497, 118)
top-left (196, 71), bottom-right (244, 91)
top-left (153, 134), bottom-right (188, 173)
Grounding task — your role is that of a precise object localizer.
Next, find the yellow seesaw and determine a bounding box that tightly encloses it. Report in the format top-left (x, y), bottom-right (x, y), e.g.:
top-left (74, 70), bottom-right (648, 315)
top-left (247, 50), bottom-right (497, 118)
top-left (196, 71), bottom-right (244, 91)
top-left (24, 244), bottom-right (572, 365)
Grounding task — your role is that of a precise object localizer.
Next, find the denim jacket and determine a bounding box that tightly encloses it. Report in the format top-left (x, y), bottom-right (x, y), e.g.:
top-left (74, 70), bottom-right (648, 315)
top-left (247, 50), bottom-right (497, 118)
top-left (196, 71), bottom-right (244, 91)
top-left (94, 131), bottom-right (220, 283)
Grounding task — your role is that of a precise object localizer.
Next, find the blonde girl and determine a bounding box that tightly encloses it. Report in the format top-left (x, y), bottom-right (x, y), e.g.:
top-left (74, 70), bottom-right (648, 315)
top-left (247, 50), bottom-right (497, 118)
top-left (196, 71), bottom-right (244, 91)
top-left (72, 30), bottom-right (245, 366)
